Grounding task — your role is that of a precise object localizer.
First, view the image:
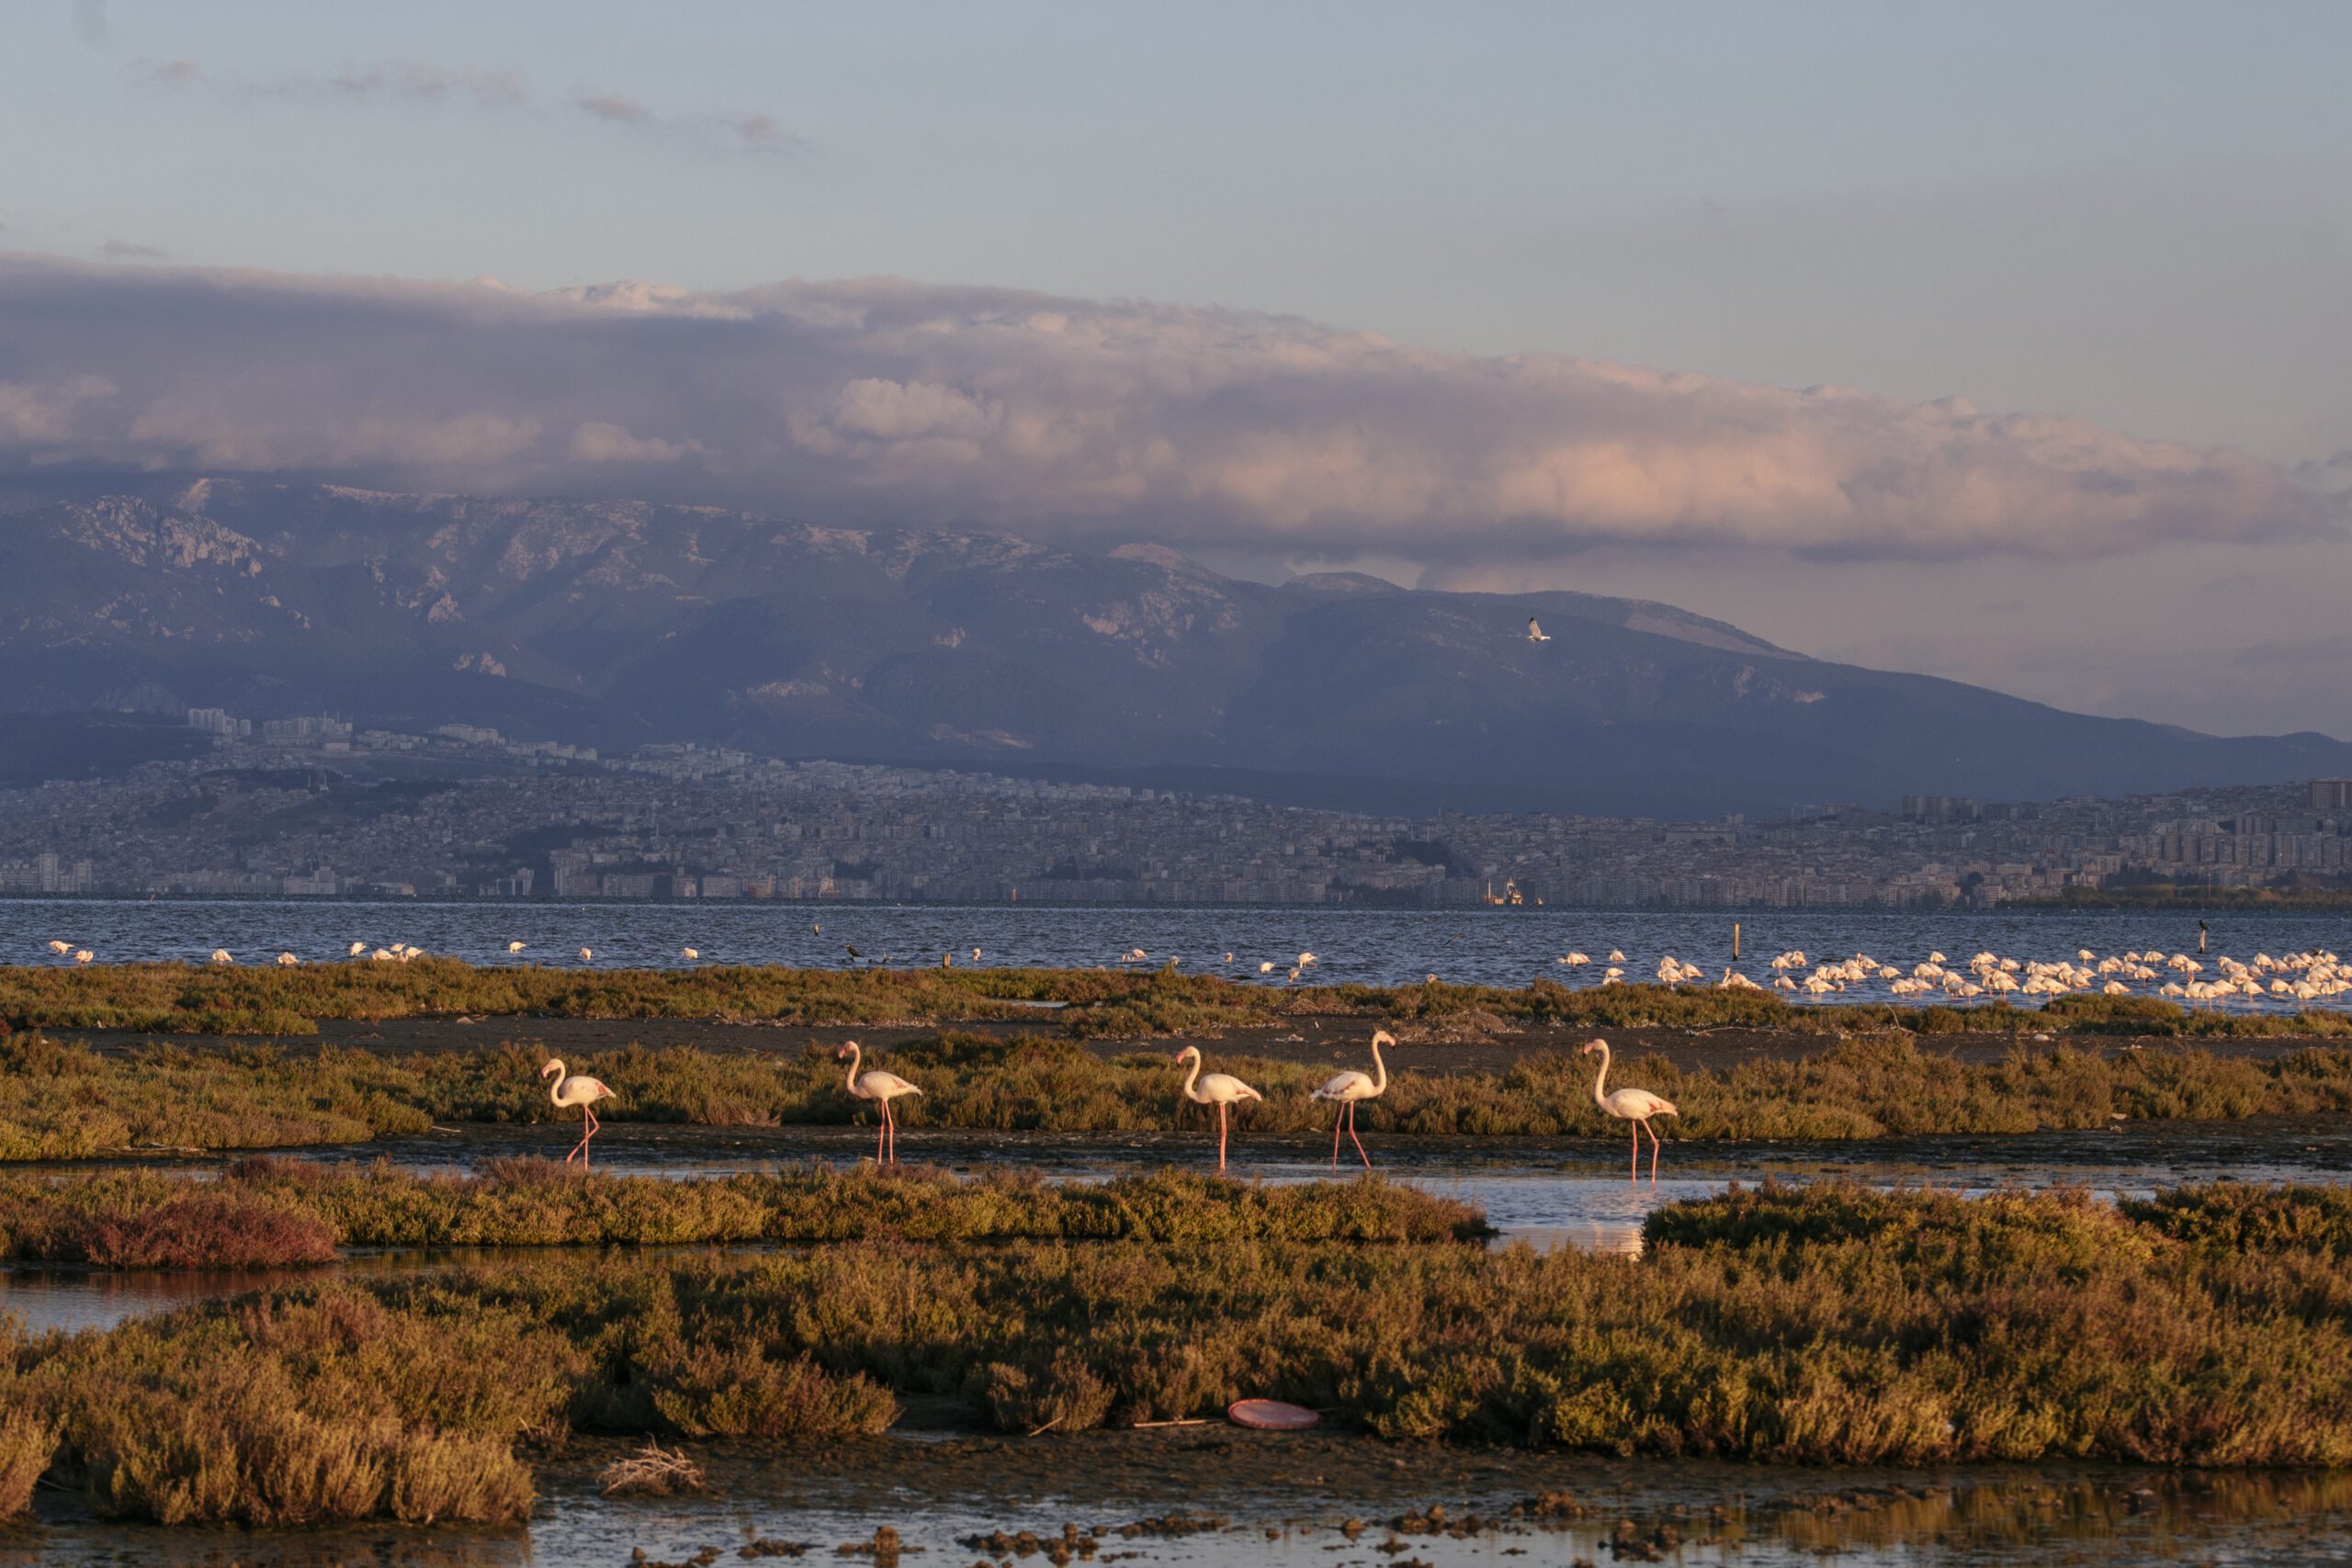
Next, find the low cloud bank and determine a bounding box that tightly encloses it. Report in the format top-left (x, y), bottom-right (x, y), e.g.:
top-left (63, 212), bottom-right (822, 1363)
top-left (0, 256), bottom-right (2335, 563)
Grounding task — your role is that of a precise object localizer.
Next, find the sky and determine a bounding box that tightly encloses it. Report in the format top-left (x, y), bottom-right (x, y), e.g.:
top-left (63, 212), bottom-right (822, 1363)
top-left (2, 1), bottom-right (2348, 738)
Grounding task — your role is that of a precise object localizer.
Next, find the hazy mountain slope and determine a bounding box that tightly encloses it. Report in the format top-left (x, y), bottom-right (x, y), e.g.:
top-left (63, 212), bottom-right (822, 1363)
top-left (3, 480), bottom-right (2345, 817)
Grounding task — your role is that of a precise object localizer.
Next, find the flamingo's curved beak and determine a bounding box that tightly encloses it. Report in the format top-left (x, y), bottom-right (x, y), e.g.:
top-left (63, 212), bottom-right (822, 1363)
top-left (1580, 1039), bottom-right (1604, 1055)
top-left (539, 1060), bottom-right (560, 1078)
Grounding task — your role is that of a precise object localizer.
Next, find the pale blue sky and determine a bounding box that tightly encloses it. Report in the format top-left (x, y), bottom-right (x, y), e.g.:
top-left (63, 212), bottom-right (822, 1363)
top-left (6, 1), bottom-right (2347, 460)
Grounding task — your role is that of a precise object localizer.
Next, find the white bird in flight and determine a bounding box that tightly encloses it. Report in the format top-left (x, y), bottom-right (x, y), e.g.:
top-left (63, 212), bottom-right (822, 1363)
top-left (1527, 616), bottom-right (1551, 642)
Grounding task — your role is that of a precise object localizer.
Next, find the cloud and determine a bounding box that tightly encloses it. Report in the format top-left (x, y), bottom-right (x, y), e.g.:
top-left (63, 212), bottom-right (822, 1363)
top-left (325, 62), bottom-right (527, 109)
top-left (0, 254), bottom-right (2335, 566)
top-left (568, 422), bottom-right (706, 464)
top-left (130, 57), bottom-right (797, 154)
top-left (571, 91), bottom-right (649, 126)
top-left (97, 240), bottom-right (166, 261)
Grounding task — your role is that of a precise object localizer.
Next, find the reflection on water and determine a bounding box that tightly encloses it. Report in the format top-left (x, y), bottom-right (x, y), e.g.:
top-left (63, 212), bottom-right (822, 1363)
top-left (0, 1264), bottom-right (321, 1336)
top-left (14, 1454), bottom-right (2352, 1567)
top-left (11, 1113), bottom-right (2347, 1332)
top-left (5, 897), bottom-right (2347, 1013)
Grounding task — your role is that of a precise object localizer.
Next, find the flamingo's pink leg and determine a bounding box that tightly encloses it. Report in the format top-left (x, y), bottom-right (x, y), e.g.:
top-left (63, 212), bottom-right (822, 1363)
top-left (1330, 1106), bottom-right (1344, 1168)
top-left (1347, 1102), bottom-right (1371, 1170)
top-left (1630, 1120), bottom-right (1638, 1184)
top-left (1217, 1101), bottom-right (1229, 1171)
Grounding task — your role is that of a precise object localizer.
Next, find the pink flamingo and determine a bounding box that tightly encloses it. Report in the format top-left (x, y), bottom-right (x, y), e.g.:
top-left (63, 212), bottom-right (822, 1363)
top-left (838, 1041), bottom-right (922, 1166)
top-left (1310, 1029), bottom-right (1396, 1170)
top-left (1582, 1038), bottom-right (1678, 1184)
top-left (1174, 1045), bottom-right (1261, 1172)
top-left (540, 1059), bottom-right (616, 1168)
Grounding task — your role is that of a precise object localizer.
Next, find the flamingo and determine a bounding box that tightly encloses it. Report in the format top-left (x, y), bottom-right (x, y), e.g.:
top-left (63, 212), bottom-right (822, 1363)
top-left (44, 940), bottom-right (69, 954)
top-left (507, 941), bottom-right (526, 953)
top-left (578, 947), bottom-right (594, 963)
top-left (1582, 1038), bottom-right (1678, 1184)
top-left (1311, 1029), bottom-right (1396, 1169)
top-left (1526, 616), bottom-right (1551, 642)
top-left (347, 941), bottom-right (368, 957)
top-left (1174, 1045), bottom-right (1261, 1172)
top-left (209, 949), bottom-right (233, 964)
top-left (837, 1041), bottom-right (922, 1166)
top-left (275, 952), bottom-right (299, 966)
top-left (540, 1059), bottom-right (615, 1168)
top-left (681, 946), bottom-right (699, 960)
top-left (73, 949), bottom-right (93, 964)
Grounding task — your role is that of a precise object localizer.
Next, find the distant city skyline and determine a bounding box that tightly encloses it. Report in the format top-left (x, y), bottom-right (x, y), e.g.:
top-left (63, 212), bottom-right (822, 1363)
top-left (3, 1), bottom-right (2346, 738)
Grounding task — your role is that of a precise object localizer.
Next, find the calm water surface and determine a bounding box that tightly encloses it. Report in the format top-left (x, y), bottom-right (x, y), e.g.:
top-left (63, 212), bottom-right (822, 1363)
top-left (6, 898), bottom-right (2348, 1010)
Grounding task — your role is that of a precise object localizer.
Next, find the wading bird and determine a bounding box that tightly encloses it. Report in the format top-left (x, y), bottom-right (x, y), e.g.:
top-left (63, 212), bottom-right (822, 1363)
top-left (347, 942), bottom-right (367, 957)
top-left (73, 949), bottom-right (93, 964)
top-left (836, 1041), bottom-right (922, 1166)
top-left (44, 940), bottom-right (68, 954)
top-left (682, 947), bottom-right (699, 960)
top-left (209, 949), bottom-right (233, 964)
top-left (276, 952), bottom-right (299, 966)
top-left (1311, 1029), bottom-right (1395, 1170)
top-left (578, 947), bottom-right (594, 963)
top-left (507, 941), bottom-right (526, 953)
top-left (1173, 1045), bottom-right (1261, 1172)
top-left (540, 1058), bottom-right (615, 1168)
top-left (1582, 1038), bottom-right (1678, 1184)
top-left (1526, 616), bottom-right (1551, 642)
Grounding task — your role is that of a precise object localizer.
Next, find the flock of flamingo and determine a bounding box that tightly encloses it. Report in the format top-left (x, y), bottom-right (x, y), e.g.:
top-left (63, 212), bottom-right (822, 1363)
top-left (23, 930), bottom-right (2342, 1180)
top-left (30, 933), bottom-right (2350, 1008)
top-left (539, 1022), bottom-right (1684, 1184)
top-left (1545, 943), bottom-right (2352, 1006)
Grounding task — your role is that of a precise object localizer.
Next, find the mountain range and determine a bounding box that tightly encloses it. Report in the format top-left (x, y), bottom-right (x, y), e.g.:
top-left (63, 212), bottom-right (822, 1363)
top-left (4, 480), bottom-right (2346, 818)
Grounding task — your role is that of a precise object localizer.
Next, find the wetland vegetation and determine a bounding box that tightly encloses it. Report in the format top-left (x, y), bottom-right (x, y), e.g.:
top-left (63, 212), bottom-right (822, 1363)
top-left (0, 1176), bottom-right (2347, 1528)
top-left (1, 1024), bottom-right (2350, 1159)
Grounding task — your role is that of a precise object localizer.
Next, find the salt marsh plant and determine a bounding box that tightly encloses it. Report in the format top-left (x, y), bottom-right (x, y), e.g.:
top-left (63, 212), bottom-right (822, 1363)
top-left (4, 1179), bottom-right (2352, 1527)
top-left (0, 1028), bottom-right (2348, 1161)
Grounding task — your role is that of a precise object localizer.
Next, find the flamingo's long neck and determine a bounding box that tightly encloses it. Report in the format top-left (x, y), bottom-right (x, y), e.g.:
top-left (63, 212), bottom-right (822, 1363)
top-left (1180, 1052), bottom-right (1204, 1103)
top-left (1589, 1044), bottom-right (1611, 1110)
top-left (1368, 1034), bottom-right (1389, 1094)
top-left (842, 1044), bottom-right (864, 1098)
top-left (546, 1061), bottom-right (567, 1106)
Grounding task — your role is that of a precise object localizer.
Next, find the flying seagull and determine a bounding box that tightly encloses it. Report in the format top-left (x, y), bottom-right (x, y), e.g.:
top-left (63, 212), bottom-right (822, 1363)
top-left (1527, 616), bottom-right (1551, 643)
